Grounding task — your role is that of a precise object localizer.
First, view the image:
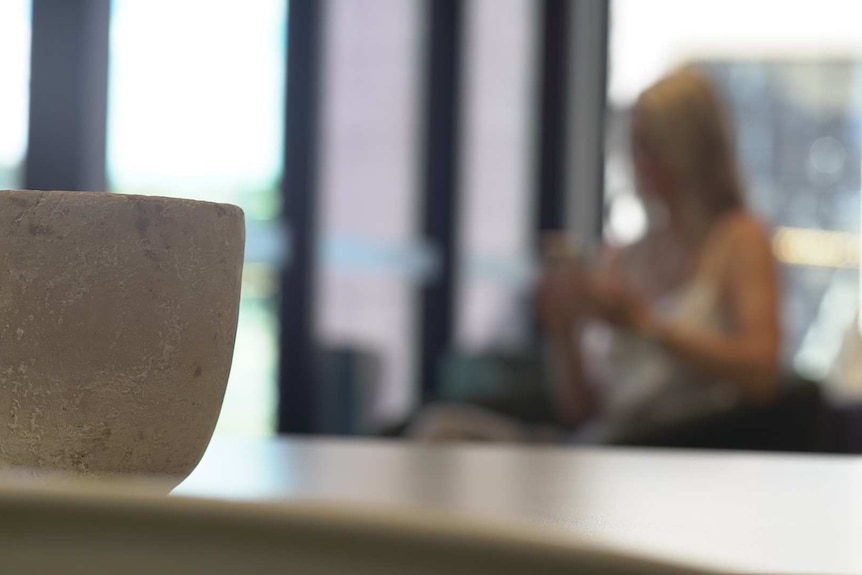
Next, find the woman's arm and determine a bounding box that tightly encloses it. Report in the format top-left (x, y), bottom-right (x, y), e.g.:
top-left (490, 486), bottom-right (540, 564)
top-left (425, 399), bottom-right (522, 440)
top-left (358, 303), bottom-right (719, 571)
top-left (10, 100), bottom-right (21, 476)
top-left (537, 241), bottom-right (624, 426)
top-left (644, 218), bottom-right (780, 402)
top-left (543, 326), bottom-right (596, 427)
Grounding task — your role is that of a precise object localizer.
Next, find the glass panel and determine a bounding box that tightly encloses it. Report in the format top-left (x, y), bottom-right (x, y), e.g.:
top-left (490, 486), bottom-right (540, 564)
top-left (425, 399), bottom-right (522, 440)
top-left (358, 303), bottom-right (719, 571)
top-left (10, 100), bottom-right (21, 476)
top-left (316, 0), bottom-right (424, 427)
top-left (0, 0), bottom-right (31, 189)
top-left (107, 0), bottom-right (287, 435)
top-left (608, 0), bottom-right (862, 400)
top-left (456, 0), bottom-right (538, 352)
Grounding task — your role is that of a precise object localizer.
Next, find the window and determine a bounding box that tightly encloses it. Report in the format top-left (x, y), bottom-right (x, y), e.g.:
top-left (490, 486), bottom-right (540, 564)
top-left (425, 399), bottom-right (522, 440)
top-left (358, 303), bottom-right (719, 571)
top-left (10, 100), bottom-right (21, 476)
top-left (316, 0), bottom-right (426, 426)
top-left (107, 0), bottom-right (287, 435)
top-left (0, 0), bottom-right (31, 189)
top-left (456, 0), bottom-right (539, 352)
top-left (608, 0), bottom-right (862, 398)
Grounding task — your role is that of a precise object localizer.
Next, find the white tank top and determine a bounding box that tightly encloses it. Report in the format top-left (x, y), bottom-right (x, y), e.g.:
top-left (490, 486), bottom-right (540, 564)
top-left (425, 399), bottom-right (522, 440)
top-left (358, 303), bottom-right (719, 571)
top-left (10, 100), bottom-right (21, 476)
top-left (582, 275), bottom-right (740, 428)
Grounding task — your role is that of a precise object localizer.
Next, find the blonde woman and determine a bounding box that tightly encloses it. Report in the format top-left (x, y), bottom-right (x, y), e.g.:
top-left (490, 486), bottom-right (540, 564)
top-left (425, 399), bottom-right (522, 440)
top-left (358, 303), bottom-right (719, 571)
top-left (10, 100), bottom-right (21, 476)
top-left (414, 67), bottom-right (781, 442)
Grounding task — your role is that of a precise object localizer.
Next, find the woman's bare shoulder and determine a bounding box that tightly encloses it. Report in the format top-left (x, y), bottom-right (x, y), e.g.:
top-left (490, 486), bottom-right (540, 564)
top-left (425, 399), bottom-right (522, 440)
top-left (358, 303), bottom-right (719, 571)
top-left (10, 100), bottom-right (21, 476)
top-left (713, 211), bottom-right (774, 270)
top-left (715, 210), bottom-right (771, 249)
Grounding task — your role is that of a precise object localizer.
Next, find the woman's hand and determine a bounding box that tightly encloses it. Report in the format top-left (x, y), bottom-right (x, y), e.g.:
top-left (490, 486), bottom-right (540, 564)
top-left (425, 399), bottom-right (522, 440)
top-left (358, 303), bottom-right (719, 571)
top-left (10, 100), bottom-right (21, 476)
top-left (588, 273), bottom-right (658, 337)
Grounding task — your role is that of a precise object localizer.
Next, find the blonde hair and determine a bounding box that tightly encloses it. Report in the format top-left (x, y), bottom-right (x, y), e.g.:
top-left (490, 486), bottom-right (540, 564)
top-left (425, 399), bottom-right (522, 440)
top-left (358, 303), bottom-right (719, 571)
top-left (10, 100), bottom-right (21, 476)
top-left (635, 66), bottom-right (744, 219)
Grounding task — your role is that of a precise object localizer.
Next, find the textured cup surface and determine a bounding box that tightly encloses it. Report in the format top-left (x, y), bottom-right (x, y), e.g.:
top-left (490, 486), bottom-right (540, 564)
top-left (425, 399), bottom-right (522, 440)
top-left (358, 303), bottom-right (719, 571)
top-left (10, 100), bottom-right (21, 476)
top-left (0, 190), bottom-right (244, 482)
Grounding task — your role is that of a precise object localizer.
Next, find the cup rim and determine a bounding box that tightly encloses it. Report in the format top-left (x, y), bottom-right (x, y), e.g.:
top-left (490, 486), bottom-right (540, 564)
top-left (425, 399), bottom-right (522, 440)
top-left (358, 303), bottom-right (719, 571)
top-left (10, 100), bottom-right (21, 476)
top-left (0, 189), bottom-right (244, 216)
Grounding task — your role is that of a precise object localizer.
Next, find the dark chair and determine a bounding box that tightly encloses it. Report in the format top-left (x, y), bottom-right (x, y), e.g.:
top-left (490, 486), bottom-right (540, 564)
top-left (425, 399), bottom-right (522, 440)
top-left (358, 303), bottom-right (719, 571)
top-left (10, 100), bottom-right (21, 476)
top-left (610, 374), bottom-right (829, 452)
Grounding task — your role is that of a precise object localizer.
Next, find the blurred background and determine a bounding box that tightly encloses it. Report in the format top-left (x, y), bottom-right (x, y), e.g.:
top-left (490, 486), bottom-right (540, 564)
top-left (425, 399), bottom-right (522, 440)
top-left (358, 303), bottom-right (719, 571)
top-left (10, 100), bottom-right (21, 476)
top-left (3, 0), bottom-right (862, 448)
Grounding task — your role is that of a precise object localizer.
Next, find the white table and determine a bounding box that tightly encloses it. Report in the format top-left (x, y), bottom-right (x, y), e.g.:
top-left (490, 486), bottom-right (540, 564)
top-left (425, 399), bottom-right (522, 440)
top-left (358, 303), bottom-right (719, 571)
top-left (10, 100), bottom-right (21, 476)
top-left (176, 436), bottom-right (862, 574)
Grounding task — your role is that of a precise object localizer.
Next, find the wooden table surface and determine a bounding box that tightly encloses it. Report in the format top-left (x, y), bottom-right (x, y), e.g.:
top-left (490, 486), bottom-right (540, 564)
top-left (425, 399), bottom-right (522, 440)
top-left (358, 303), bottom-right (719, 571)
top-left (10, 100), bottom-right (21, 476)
top-left (176, 437), bottom-right (862, 574)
